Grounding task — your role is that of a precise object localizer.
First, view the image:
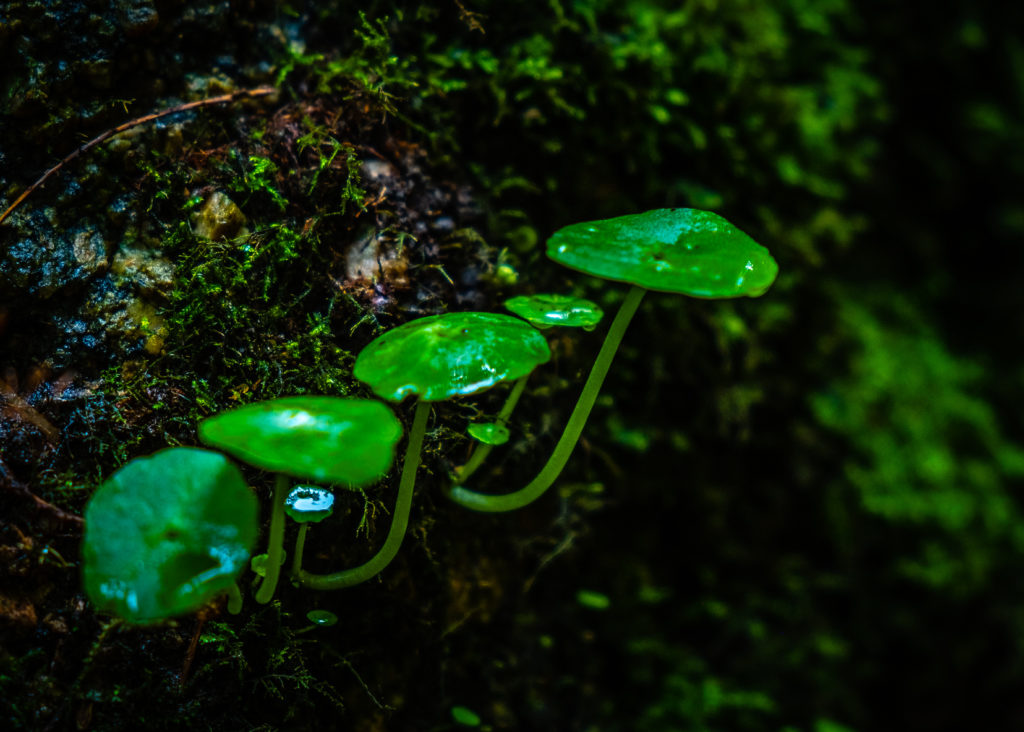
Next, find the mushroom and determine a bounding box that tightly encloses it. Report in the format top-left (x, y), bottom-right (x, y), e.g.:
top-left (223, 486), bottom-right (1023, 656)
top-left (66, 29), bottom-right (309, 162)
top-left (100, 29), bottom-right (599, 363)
top-left (448, 208), bottom-right (778, 512)
top-left (504, 293), bottom-right (605, 330)
top-left (295, 311), bottom-right (550, 590)
top-left (305, 609), bottom-right (339, 627)
top-left (284, 485), bottom-right (335, 577)
top-left (455, 293), bottom-right (606, 483)
top-left (198, 396), bottom-right (402, 603)
top-left (467, 421), bottom-right (510, 446)
top-left (82, 447), bottom-right (258, 623)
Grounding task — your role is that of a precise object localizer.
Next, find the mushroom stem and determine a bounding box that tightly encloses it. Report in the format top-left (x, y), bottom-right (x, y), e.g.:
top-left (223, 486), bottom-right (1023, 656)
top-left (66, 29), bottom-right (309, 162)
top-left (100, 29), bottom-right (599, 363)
top-left (291, 523), bottom-right (309, 577)
top-left (448, 285), bottom-right (646, 512)
top-left (455, 374), bottom-right (529, 483)
top-left (296, 399), bottom-right (431, 590)
top-left (226, 582), bottom-right (243, 614)
top-left (254, 473), bottom-right (289, 604)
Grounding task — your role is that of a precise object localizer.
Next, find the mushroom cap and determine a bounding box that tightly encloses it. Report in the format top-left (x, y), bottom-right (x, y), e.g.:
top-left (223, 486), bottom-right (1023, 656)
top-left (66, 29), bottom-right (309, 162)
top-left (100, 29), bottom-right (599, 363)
top-left (251, 551), bottom-right (286, 578)
top-left (307, 609), bottom-right (339, 626)
top-left (82, 447), bottom-right (258, 623)
top-left (354, 312), bottom-right (551, 402)
top-left (504, 293), bottom-right (605, 329)
top-left (546, 208), bottom-right (778, 298)
top-left (198, 396), bottom-right (402, 485)
top-left (468, 421), bottom-right (511, 446)
top-left (284, 485), bottom-right (335, 523)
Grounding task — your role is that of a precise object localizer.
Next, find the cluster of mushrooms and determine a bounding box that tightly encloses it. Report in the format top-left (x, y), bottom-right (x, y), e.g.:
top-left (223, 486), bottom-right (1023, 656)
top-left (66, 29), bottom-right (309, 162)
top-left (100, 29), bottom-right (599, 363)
top-left (81, 208), bottom-right (779, 623)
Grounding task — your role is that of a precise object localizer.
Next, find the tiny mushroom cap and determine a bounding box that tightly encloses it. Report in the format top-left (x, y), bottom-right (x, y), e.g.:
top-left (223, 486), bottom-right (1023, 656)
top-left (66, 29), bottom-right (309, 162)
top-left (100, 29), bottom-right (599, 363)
top-left (284, 485), bottom-right (335, 523)
top-left (83, 447), bottom-right (258, 623)
top-left (547, 208), bottom-right (779, 298)
top-left (306, 609), bottom-right (339, 626)
top-left (354, 312), bottom-right (551, 402)
top-left (198, 396), bottom-right (402, 485)
top-left (251, 551), bottom-right (286, 577)
top-left (505, 294), bottom-right (605, 330)
top-left (468, 422), bottom-right (510, 446)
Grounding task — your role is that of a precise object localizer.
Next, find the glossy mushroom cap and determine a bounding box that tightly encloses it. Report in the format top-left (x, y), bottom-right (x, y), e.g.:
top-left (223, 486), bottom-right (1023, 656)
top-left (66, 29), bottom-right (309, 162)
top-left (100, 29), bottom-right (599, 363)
top-left (284, 485), bottom-right (335, 523)
top-left (307, 609), bottom-right (339, 626)
top-left (467, 422), bottom-right (511, 446)
top-left (198, 396), bottom-right (402, 485)
top-left (354, 312), bottom-right (551, 402)
top-left (83, 447), bottom-right (258, 623)
top-left (505, 294), bottom-right (605, 329)
top-left (547, 208), bottom-right (778, 298)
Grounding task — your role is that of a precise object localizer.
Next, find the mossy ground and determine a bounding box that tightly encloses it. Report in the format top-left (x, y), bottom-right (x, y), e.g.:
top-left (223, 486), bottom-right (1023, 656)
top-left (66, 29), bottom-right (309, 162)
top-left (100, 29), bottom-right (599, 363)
top-left (2, 1), bottom-right (1024, 730)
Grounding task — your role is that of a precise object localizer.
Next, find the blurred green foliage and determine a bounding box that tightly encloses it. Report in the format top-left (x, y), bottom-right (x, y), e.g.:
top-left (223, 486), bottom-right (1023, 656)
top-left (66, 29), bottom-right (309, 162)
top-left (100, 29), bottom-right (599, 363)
top-left (3, 0), bottom-right (1024, 730)
top-left (813, 291), bottom-right (1024, 591)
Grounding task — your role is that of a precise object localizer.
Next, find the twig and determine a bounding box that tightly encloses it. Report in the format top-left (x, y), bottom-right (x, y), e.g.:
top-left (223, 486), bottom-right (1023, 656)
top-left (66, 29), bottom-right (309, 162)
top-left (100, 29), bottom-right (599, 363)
top-left (0, 85), bottom-right (277, 226)
top-left (179, 610), bottom-right (209, 692)
top-left (0, 457), bottom-right (83, 527)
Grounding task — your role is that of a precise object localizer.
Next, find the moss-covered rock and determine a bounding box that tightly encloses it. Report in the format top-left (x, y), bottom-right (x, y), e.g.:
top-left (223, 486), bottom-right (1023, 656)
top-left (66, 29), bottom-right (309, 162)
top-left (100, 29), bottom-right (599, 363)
top-left (2, 2), bottom-right (1022, 731)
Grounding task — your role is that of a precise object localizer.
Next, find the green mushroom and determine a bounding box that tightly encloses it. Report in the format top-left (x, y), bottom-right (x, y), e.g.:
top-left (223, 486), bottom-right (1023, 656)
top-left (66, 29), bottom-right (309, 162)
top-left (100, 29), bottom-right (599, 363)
top-left (82, 447), bottom-right (258, 623)
top-left (505, 293), bottom-right (605, 330)
top-left (456, 293), bottom-right (606, 483)
top-left (284, 485), bottom-right (335, 577)
top-left (198, 396), bottom-right (402, 603)
top-left (306, 609), bottom-right (339, 627)
top-left (449, 208), bottom-right (778, 512)
top-left (467, 421), bottom-right (510, 446)
top-left (297, 312), bottom-right (550, 590)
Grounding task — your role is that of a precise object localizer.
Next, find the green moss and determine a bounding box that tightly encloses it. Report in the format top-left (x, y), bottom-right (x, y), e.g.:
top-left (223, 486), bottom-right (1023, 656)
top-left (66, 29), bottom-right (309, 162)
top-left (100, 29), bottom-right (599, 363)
top-left (812, 289), bottom-right (1024, 590)
top-left (158, 218), bottom-right (359, 410)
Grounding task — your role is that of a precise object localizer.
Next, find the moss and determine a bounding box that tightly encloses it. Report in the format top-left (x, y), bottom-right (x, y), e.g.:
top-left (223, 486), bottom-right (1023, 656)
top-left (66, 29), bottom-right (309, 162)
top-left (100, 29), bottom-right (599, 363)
top-left (812, 289), bottom-right (1024, 592)
top-left (4, 1), bottom-right (1024, 731)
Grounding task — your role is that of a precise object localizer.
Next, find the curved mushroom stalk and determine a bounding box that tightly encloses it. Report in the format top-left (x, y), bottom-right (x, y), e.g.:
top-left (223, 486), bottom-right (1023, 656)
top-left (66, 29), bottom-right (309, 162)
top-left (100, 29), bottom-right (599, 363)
top-left (295, 399), bottom-right (431, 590)
top-left (448, 285), bottom-right (646, 511)
top-left (198, 397), bottom-right (402, 604)
top-left (456, 293), bottom-right (605, 483)
top-left (298, 311), bottom-right (551, 589)
top-left (447, 208), bottom-right (779, 513)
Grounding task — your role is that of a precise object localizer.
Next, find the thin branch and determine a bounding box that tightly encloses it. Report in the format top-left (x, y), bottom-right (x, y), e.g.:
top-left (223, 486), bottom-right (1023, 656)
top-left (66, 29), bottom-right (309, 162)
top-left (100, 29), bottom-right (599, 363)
top-left (0, 85), bottom-right (277, 226)
top-left (0, 457), bottom-right (84, 527)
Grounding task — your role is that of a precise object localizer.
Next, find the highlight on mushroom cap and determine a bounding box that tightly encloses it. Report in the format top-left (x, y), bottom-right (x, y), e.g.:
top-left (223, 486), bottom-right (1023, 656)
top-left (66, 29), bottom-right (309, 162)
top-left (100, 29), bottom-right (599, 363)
top-left (198, 396), bottom-right (402, 485)
top-left (284, 485), bottom-right (335, 523)
top-left (504, 293), bottom-right (605, 330)
top-left (546, 208), bottom-right (778, 299)
top-left (467, 421), bottom-right (511, 446)
top-left (354, 311), bottom-right (551, 402)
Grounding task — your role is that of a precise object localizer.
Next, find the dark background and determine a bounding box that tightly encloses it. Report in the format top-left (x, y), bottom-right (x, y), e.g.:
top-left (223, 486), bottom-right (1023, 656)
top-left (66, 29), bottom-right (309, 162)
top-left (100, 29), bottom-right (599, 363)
top-left (2, 1), bottom-right (1023, 730)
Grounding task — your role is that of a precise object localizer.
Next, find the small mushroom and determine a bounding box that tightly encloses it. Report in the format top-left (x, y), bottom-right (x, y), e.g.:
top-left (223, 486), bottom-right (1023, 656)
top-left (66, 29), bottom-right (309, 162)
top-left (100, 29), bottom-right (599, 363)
top-left (467, 422), bottom-right (510, 446)
top-left (306, 609), bottom-right (339, 627)
top-left (449, 208), bottom-right (778, 512)
top-left (456, 294), bottom-right (606, 483)
top-left (296, 312), bottom-right (550, 590)
top-left (82, 447), bottom-right (258, 623)
top-left (198, 397), bottom-right (402, 603)
top-left (505, 293), bottom-right (605, 330)
top-left (284, 485), bottom-right (335, 577)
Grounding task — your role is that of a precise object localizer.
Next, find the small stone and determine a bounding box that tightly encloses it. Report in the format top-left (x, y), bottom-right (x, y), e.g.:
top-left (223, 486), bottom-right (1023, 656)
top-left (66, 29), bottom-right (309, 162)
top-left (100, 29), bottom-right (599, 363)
top-left (191, 191), bottom-right (247, 241)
